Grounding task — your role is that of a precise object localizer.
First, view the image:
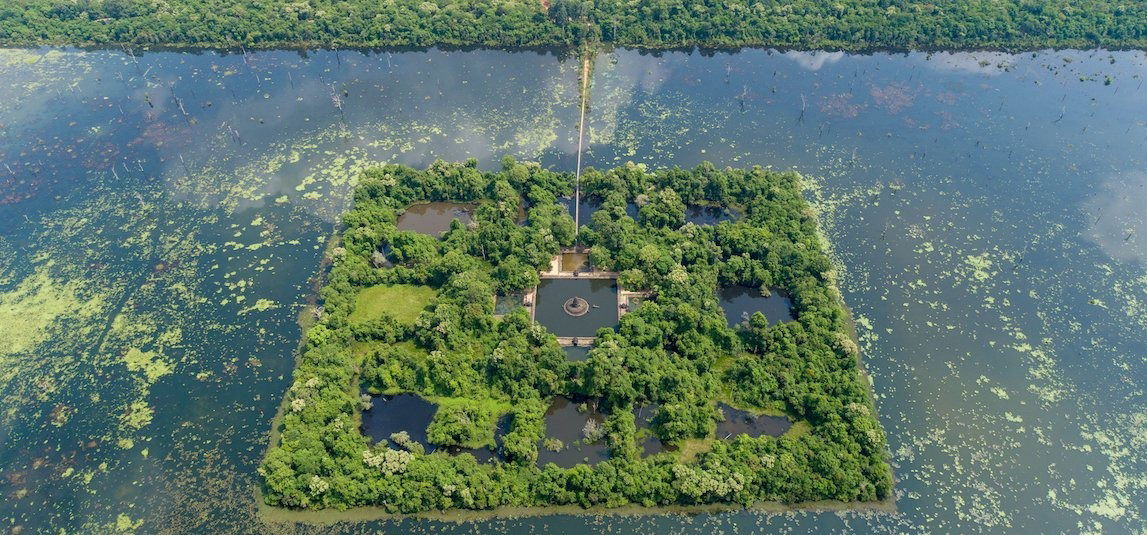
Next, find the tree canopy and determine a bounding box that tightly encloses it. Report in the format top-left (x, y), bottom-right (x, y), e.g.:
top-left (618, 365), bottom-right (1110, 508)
top-left (1, 0), bottom-right (1144, 50)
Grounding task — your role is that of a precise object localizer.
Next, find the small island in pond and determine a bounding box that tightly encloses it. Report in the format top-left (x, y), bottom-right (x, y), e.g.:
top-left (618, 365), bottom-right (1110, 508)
top-left (260, 158), bottom-right (892, 513)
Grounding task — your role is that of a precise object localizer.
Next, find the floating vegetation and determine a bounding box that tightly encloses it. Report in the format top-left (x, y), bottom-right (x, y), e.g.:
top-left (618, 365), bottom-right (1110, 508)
top-left (1, 46), bottom-right (1146, 533)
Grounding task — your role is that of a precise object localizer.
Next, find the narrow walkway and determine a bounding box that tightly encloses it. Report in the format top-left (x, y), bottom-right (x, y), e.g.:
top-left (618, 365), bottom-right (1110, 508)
top-left (574, 55), bottom-right (590, 235)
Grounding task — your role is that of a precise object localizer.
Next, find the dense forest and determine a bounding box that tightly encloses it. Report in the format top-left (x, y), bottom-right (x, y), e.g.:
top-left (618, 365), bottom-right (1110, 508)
top-left (259, 158), bottom-right (892, 512)
top-left (1, 0), bottom-right (1145, 50)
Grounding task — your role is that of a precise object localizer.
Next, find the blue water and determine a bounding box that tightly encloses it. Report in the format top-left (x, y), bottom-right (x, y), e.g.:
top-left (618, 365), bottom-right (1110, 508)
top-left (0, 46), bottom-right (1144, 533)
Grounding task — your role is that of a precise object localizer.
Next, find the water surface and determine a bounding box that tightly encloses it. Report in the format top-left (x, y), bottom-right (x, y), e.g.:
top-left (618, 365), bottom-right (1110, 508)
top-left (563, 345), bottom-right (591, 361)
top-left (634, 404), bottom-right (670, 456)
top-left (362, 394), bottom-right (507, 462)
top-left (396, 202), bottom-right (476, 235)
top-left (361, 394), bottom-right (437, 446)
top-left (718, 285), bottom-right (796, 326)
top-left (1, 46), bottom-right (1145, 534)
top-left (536, 396), bottom-right (609, 468)
top-left (533, 278), bottom-right (619, 338)
top-left (714, 403), bottom-right (792, 438)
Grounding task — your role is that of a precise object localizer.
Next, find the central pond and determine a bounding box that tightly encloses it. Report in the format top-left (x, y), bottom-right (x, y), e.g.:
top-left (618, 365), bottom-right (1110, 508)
top-left (533, 278), bottom-right (619, 338)
top-left (1, 47), bottom-right (1145, 534)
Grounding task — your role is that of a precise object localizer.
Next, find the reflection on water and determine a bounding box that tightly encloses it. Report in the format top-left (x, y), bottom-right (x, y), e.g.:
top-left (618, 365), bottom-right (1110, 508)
top-left (396, 202), bottom-right (476, 236)
top-left (495, 292), bottom-right (526, 315)
top-left (587, 47), bottom-right (1147, 534)
top-left (0, 46), bottom-right (580, 533)
top-left (362, 394), bottom-right (508, 462)
top-left (718, 285), bottom-right (795, 326)
top-left (560, 252), bottom-right (591, 272)
top-left (715, 403), bottom-right (791, 439)
top-left (1, 45), bottom-right (1146, 533)
top-left (560, 196), bottom-right (638, 227)
top-left (634, 403), bottom-right (671, 456)
top-left (537, 396), bottom-right (609, 468)
top-left (563, 345), bottom-right (591, 361)
top-left (361, 393), bottom-right (436, 446)
top-left (1082, 170), bottom-right (1147, 263)
top-left (534, 278), bottom-right (618, 337)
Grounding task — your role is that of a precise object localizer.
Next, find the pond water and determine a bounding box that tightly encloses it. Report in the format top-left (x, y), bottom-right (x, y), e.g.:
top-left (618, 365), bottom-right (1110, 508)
top-left (560, 252), bottom-right (591, 272)
top-left (718, 285), bottom-right (796, 326)
top-left (537, 396), bottom-right (609, 468)
top-left (494, 292), bottom-right (525, 315)
top-left (714, 403), bottom-right (792, 439)
top-left (1, 46), bottom-right (1145, 533)
top-left (533, 278), bottom-right (619, 338)
top-left (362, 394), bottom-right (508, 462)
top-left (396, 202), bottom-right (476, 236)
top-left (361, 394), bottom-right (437, 447)
top-left (560, 196), bottom-right (638, 226)
top-left (563, 345), bottom-right (591, 361)
top-left (634, 404), bottom-right (671, 456)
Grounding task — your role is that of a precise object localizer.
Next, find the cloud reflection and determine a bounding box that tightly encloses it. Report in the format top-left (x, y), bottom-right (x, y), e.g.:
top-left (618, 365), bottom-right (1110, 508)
top-left (781, 51), bottom-right (844, 71)
top-left (1083, 171), bottom-right (1147, 263)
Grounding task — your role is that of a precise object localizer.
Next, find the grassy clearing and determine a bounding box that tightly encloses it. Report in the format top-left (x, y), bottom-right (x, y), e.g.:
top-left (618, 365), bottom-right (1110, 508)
top-left (783, 421), bottom-right (812, 439)
top-left (349, 284), bottom-right (435, 326)
top-left (673, 438), bottom-right (713, 463)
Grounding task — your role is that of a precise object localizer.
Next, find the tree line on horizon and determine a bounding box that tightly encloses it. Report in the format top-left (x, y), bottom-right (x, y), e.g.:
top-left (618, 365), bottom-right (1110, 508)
top-left (2, 0), bottom-right (1145, 50)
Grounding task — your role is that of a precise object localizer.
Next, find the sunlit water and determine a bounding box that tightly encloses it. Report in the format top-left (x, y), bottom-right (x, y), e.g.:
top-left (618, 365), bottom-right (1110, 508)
top-left (0, 47), bottom-right (1144, 533)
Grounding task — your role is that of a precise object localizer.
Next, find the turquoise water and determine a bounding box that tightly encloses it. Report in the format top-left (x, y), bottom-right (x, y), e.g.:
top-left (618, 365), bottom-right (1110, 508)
top-left (0, 47), bottom-right (1143, 533)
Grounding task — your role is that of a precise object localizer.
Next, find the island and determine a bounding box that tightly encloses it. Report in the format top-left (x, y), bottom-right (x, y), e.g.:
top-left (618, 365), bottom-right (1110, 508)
top-left (259, 158), bottom-right (892, 514)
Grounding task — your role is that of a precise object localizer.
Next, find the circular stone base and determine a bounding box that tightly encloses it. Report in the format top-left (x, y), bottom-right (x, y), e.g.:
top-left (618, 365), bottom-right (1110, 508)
top-left (563, 296), bottom-right (590, 317)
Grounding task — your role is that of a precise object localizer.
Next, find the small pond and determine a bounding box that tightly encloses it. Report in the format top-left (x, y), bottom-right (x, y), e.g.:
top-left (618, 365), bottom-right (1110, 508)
top-left (685, 205), bottom-right (739, 225)
top-left (560, 252), bottom-right (591, 272)
top-left (634, 404), bottom-right (671, 456)
top-left (494, 292), bottom-right (526, 315)
top-left (719, 285), bottom-right (796, 327)
top-left (396, 202), bottom-right (476, 236)
top-left (534, 278), bottom-right (619, 338)
top-left (361, 393), bottom-right (507, 462)
top-left (715, 402), bottom-right (792, 439)
top-left (361, 393), bottom-right (437, 447)
top-left (623, 294), bottom-right (646, 313)
top-left (563, 345), bottom-right (591, 362)
top-left (537, 396), bottom-right (609, 467)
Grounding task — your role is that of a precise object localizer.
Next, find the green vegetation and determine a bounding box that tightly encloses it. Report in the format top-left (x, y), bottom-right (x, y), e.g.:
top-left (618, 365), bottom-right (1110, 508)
top-left (260, 157), bottom-right (892, 513)
top-left (348, 284), bottom-right (436, 326)
top-left (2, 0), bottom-right (1145, 50)
top-left (426, 397), bottom-right (509, 449)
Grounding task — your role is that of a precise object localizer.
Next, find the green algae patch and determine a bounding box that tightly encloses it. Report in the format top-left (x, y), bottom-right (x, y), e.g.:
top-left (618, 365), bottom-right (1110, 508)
top-left (0, 264), bottom-right (103, 358)
top-left (349, 284), bottom-right (436, 326)
top-left (122, 348), bottom-right (174, 386)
